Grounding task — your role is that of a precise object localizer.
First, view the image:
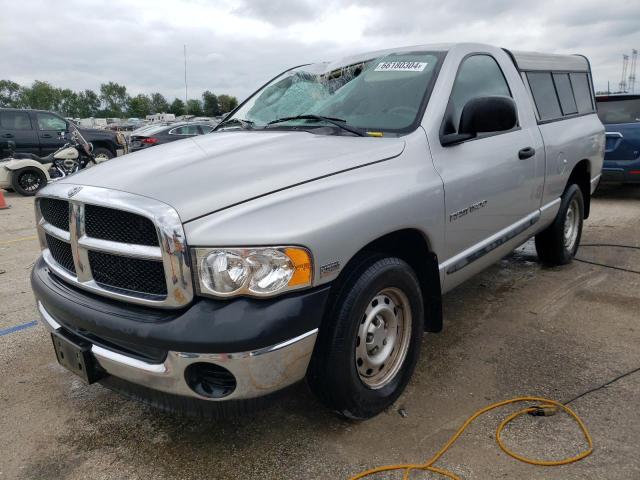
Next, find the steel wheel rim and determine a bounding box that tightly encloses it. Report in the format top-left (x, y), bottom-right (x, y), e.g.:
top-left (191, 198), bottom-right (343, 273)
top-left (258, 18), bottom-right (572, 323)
top-left (355, 287), bottom-right (412, 389)
top-left (95, 154), bottom-right (109, 162)
top-left (19, 172), bottom-right (42, 192)
top-left (564, 198), bottom-right (580, 250)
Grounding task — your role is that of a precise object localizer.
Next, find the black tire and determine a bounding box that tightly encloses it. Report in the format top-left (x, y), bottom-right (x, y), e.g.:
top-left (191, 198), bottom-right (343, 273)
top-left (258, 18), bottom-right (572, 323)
top-left (92, 147), bottom-right (114, 162)
top-left (535, 184), bottom-right (584, 265)
top-left (11, 167), bottom-right (47, 196)
top-left (308, 254), bottom-right (424, 419)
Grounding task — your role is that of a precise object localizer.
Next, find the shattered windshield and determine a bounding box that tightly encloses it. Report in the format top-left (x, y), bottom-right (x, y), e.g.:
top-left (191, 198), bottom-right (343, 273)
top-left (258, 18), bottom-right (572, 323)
top-left (220, 51), bottom-right (442, 135)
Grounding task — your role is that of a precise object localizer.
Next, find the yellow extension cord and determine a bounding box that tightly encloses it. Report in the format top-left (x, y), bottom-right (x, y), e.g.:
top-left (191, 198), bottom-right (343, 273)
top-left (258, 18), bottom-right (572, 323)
top-left (350, 396), bottom-right (593, 480)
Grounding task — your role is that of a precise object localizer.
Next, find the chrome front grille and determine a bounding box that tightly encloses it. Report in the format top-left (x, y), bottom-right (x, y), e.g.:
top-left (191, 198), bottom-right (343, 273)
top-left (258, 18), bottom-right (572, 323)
top-left (36, 184), bottom-right (193, 309)
top-left (45, 233), bottom-right (76, 274)
top-left (39, 198), bottom-right (70, 231)
top-left (85, 204), bottom-right (159, 246)
top-left (88, 250), bottom-right (167, 296)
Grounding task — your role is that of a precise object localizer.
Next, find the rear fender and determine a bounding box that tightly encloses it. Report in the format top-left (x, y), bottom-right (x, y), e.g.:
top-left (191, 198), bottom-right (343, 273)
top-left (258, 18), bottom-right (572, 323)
top-left (4, 159), bottom-right (51, 177)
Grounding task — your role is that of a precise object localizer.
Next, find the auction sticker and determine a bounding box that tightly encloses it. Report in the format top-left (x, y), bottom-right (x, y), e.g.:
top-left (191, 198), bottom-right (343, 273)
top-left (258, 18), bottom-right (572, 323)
top-left (375, 61), bottom-right (428, 72)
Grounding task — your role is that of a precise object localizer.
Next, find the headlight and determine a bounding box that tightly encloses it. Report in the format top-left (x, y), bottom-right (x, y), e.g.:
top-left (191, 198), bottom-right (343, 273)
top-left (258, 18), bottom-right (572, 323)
top-left (194, 246), bottom-right (313, 298)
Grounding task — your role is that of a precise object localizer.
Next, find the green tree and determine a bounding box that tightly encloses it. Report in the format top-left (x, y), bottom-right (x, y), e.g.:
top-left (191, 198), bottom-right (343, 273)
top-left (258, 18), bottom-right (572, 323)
top-left (77, 90), bottom-right (101, 117)
top-left (150, 92), bottom-right (169, 113)
top-left (186, 99), bottom-right (203, 116)
top-left (168, 98), bottom-right (185, 116)
top-left (128, 94), bottom-right (153, 118)
top-left (21, 81), bottom-right (61, 111)
top-left (202, 90), bottom-right (220, 117)
top-left (100, 82), bottom-right (129, 117)
top-left (0, 80), bottom-right (22, 107)
top-left (58, 89), bottom-right (80, 117)
top-left (217, 94), bottom-right (238, 113)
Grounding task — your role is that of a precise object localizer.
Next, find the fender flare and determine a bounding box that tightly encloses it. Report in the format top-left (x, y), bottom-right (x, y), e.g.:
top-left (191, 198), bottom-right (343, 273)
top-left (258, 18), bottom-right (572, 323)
top-left (3, 159), bottom-right (51, 178)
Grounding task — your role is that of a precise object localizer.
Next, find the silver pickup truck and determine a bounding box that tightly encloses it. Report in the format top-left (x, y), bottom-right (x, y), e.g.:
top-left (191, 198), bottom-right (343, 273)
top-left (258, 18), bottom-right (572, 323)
top-left (31, 43), bottom-right (604, 419)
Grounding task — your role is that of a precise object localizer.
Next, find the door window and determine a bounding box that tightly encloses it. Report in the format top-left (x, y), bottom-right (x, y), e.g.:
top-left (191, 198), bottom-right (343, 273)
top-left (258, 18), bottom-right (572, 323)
top-left (36, 113), bottom-right (67, 131)
top-left (0, 111), bottom-right (33, 130)
top-left (169, 125), bottom-right (200, 135)
top-left (446, 55), bottom-right (513, 133)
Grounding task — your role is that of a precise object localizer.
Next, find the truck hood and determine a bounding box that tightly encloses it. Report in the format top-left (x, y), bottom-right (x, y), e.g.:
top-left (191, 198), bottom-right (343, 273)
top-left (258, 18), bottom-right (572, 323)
top-left (60, 131), bottom-right (405, 221)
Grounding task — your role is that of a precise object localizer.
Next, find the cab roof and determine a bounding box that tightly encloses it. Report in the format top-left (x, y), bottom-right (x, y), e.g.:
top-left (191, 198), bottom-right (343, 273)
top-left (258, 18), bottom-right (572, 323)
top-left (322, 43), bottom-right (591, 74)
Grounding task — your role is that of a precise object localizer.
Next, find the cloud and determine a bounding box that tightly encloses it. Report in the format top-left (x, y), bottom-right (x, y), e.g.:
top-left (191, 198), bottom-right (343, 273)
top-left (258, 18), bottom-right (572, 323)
top-left (232, 0), bottom-right (318, 27)
top-left (1, 0), bottom-right (638, 103)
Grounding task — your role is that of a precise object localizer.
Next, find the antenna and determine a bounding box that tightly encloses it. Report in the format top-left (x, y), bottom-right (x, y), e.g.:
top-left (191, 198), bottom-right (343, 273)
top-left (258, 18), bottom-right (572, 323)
top-left (619, 54), bottom-right (629, 92)
top-left (184, 44), bottom-right (188, 114)
top-left (628, 49), bottom-right (638, 94)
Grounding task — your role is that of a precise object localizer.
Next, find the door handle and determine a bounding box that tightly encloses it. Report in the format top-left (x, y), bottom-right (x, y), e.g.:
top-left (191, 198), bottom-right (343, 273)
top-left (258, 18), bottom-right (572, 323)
top-left (2, 133), bottom-right (13, 138)
top-left (41, 133), bottom-right (52, 138)
top-left (518, 147), bottom-right (536, 160)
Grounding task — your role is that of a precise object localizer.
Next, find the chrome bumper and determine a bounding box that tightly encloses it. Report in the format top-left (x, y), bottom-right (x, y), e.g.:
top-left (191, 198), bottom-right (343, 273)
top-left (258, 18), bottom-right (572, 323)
top-left (38, 301), bottom-right (317, 401)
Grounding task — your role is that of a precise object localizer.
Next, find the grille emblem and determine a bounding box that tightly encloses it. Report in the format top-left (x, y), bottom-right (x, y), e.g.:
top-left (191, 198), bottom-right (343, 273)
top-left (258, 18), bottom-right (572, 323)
top-left (67, 186), bottom-right (83, 198)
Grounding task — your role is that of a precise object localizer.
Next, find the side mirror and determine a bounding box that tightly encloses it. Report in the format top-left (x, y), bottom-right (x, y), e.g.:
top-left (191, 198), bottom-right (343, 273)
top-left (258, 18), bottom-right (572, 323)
top-left (442, 96), bottom-right (517, 146)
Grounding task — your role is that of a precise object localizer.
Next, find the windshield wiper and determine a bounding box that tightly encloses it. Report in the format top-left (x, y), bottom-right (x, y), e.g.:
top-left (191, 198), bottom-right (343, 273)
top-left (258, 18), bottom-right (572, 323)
top-left (216, 117), bottom-right (255, 130)
top-left (266, 114), bottom-right (365, 137)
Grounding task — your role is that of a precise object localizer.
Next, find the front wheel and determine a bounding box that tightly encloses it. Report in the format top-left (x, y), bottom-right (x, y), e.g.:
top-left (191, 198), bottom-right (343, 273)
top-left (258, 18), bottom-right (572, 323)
top-left (11, 167), bottom-right (47, 196)
top-left (308, 254), bottom-right (423, 419)
top-left (535, 184), bottom-right (584, 265)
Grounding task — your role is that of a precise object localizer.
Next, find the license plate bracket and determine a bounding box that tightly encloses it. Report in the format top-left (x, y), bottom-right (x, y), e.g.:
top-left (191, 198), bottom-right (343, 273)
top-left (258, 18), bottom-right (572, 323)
top-left (51, 331), bottom-right (104, 384)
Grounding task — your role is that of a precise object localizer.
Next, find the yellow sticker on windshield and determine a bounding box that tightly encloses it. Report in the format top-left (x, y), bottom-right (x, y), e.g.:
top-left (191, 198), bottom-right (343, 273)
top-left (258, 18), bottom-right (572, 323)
top-left (374, 61), bottom-right (427, 72)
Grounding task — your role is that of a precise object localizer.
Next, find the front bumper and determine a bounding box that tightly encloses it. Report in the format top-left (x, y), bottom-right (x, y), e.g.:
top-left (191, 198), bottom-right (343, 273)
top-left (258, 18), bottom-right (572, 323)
top-left (32, 256), bottom-right (330, 402)
top-left (38, 301), bottom-right (318, 401)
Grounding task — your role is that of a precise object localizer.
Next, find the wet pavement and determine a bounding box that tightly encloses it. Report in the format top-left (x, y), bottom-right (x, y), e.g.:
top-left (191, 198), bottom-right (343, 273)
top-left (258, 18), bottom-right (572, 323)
top-left (1, 184), bottom-right (639, 479)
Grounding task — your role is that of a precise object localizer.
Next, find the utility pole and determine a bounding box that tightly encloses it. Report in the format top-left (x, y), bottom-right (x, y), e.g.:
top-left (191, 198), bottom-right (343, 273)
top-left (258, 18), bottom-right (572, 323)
top-left (619, 54), bottom-right (629, 92)
top-left (628, 49), bottom-right (638, 94)
top-left (184, 44), bottom-right (188, 114)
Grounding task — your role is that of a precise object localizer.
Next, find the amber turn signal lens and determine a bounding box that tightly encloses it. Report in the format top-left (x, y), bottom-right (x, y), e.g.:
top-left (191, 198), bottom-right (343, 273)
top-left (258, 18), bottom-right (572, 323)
top-left (285, 247), bottom-right (313, 287)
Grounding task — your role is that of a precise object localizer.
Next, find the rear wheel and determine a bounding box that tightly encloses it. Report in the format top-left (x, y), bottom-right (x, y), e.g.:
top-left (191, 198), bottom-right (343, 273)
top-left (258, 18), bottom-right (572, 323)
top-left (308, 254), bottom-right (423, 419)
top-left (11, 167), bottom-right (47, 196)
top-left (535, 184), bottom-right (584, 265)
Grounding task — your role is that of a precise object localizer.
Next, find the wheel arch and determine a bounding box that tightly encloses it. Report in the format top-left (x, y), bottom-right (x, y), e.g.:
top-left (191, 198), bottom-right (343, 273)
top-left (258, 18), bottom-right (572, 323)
top-left (566, 159), bottom-right (591, 219)
top-left (91, 140), bottom-right (117, 156)
top-left (334, 228), bottom-right (443, 333)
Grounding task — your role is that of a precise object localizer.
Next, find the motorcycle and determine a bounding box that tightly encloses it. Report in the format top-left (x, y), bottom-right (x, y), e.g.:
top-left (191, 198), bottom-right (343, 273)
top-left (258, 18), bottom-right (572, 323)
top-left (0, 125), bottom-right (102, 196)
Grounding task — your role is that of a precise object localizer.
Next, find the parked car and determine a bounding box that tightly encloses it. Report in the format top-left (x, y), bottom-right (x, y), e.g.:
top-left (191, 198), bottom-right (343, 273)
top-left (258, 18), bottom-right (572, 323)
top-left (31, 43), bottom-right (603, 420)
top-left (0, 108), bottom-right (125, 161)
top-left (595, 94), bottom-right (640, 184)
top-left (127, 122), bottom-right (215, 152)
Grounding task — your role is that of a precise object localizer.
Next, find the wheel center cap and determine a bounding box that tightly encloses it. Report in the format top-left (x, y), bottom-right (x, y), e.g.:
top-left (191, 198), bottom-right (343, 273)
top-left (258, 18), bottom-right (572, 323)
top-left (366, 316), bottom-right (387, 354)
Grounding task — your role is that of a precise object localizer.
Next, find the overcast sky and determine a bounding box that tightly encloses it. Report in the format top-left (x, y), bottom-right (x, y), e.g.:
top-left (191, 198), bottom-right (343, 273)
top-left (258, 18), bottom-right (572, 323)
top-left (2, 0), bottom-right (639, 102)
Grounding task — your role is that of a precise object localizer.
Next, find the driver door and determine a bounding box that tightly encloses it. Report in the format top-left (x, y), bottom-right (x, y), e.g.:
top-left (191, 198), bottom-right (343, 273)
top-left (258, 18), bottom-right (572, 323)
top-left (426, 52), bottom-right (545, 287)
top-left (35, 112), bottom-right (68, 155)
